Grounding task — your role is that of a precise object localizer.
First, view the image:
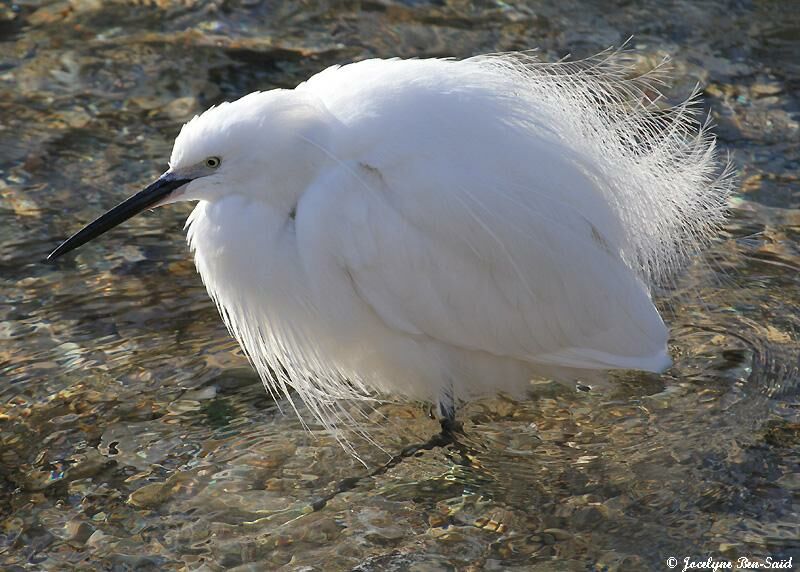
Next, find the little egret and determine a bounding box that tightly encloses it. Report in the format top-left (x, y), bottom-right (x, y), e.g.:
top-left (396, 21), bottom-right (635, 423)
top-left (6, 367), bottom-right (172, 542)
top-left (48, 50), bottom-right (732, 438)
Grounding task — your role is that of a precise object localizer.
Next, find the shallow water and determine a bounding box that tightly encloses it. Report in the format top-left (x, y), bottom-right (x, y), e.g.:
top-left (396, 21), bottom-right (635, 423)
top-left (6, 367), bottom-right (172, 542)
top-left (1, 1), bottom-right (798, 570)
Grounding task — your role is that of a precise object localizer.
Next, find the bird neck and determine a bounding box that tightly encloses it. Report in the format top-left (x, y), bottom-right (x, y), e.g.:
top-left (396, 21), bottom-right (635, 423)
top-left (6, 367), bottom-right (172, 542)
top-left (187, 196), bottom-right (316, 334)
top-left (249, 94), bottom-right (340, 220)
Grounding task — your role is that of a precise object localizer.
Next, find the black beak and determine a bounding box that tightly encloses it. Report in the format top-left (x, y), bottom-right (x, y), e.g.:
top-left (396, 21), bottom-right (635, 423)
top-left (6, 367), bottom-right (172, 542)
top-left (47, 175), bottom-right (191, 261)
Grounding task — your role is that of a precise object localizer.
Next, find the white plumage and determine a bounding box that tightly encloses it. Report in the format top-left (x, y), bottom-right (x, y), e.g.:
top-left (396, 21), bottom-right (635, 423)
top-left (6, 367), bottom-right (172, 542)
top-left (180, 50), bottom-right (731, 433)
top-left (51, 49), bottom-right (733, 438)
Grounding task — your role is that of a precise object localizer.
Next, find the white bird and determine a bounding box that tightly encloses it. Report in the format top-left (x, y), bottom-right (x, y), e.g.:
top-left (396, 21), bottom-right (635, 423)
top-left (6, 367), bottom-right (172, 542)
top-left (48, 49), bottom-right (732, 441)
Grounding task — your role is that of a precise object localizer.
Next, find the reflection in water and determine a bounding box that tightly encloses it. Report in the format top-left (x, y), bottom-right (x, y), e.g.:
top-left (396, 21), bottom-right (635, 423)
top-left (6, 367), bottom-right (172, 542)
top-left (1, 0), bottom-right (798, 569)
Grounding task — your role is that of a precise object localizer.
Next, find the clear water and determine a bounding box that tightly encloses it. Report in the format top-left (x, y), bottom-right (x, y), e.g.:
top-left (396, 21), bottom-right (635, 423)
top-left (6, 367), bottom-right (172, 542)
top-left (1, 1), bottom-right (798, 570)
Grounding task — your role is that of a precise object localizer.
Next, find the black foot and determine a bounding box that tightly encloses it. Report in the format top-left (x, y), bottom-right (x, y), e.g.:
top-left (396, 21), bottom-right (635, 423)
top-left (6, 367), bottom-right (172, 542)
top-left (310, 422), bottom-right (458, 513)
top-left (436, 382), bottom-right (462, 436)
top-left (439, 414), bottom-right (463, 436)
top-left (308, 387), bottom-right (466, 515)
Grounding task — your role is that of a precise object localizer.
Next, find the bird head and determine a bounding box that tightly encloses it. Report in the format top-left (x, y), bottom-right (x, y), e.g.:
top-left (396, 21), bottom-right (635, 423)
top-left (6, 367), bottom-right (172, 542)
top-left (47, 89), bottom-right (334, 261)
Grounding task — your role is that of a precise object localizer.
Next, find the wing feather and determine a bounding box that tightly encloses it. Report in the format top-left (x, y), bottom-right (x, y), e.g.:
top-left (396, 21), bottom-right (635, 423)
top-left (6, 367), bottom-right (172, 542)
top-left (300, 155), bottom-right (671, 373)
top-left (292, 51), bottom-right (732, 376)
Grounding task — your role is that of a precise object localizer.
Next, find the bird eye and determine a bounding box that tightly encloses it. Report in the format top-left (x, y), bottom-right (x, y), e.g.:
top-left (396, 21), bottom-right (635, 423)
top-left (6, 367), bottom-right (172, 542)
top-left (205, 157), bottom-right (221, 169)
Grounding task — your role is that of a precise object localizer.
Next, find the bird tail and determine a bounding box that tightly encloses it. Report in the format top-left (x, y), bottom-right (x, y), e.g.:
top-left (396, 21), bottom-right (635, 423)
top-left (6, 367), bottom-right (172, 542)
top-left (471, 46), bottom-right (735, 288)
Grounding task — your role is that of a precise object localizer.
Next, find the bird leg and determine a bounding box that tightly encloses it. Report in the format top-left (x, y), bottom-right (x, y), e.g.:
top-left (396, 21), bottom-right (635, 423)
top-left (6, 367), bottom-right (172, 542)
top-left (436, 383), bottom-right (463, 436)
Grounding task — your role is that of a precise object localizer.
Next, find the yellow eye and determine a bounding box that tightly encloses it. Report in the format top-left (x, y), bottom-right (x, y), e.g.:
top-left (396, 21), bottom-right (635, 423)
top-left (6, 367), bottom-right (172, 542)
top-left (205, 156), bottom-right (221, 169)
